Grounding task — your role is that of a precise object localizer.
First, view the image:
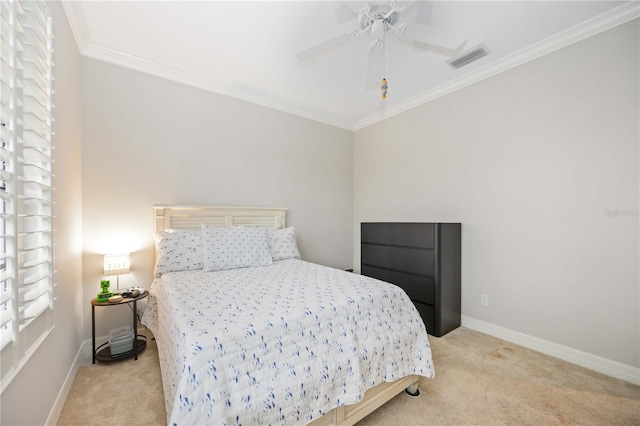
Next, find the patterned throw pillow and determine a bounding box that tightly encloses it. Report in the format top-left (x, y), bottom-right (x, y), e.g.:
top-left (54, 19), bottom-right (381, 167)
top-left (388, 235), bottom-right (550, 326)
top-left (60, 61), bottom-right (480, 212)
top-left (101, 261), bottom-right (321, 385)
top-left (202, 225), bottom-right (273, 272)
top-left (269, 227), bottom-right (301, 261)
top-left (154, 231), bottom-right (203, 277)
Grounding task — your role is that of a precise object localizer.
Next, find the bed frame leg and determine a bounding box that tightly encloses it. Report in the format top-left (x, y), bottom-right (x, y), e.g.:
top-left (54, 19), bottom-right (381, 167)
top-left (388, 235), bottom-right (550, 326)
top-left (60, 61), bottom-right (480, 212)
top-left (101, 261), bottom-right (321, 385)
top-left (405, 383), bottom-right (421, 398)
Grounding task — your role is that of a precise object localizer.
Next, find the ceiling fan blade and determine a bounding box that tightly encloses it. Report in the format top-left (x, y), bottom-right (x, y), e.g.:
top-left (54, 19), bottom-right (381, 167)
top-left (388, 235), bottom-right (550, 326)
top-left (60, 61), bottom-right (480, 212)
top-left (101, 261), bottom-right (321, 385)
top-left (335, 3), bottom-right (359, 23)
top-left (365, 40), bottom-right (384, 91)
top-left (297, 31), bottom-right (359, 63)
top-left (396, 22), bottom-right (466, 50)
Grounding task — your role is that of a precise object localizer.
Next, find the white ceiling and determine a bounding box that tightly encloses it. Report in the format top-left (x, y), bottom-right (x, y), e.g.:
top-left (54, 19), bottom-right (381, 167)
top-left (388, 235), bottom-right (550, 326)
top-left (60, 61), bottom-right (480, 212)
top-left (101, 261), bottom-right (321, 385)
top-left (63, 1), bottom-right (638, 130)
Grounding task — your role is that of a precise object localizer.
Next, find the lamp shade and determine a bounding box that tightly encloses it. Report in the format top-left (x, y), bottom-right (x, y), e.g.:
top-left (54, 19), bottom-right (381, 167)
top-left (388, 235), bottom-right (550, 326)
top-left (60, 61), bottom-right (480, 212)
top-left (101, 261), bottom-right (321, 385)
top-left (104, 253), bottom-right (130, 276)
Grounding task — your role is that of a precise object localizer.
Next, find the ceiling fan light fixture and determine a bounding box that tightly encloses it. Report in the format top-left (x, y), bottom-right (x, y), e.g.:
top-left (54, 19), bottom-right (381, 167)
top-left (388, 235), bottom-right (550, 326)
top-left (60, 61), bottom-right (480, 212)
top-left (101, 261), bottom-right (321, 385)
top-left (371, 19), bottom-right (386, 38)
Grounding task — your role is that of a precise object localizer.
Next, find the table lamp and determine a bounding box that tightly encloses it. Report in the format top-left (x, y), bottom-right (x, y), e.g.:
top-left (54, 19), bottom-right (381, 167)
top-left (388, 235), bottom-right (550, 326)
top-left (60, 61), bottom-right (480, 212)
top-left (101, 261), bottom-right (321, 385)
top-left (103, 253), bottom-right (131, 292)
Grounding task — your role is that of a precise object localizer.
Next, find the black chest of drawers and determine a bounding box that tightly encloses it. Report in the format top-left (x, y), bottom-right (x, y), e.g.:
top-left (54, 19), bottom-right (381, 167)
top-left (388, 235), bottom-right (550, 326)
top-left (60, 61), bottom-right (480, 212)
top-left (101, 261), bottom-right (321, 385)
top-left (361, 222), bottom-right (461, 337)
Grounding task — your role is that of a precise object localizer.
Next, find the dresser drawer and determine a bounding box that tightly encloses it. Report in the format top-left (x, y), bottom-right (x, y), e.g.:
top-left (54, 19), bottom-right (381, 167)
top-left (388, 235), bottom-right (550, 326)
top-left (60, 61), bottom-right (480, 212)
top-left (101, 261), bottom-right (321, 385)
top-left (362, 222), bottom-right (435, 249)
top-left (361, 265), bottom-right (435, 305)
top-left (361, 244), bottom-right (435, 277)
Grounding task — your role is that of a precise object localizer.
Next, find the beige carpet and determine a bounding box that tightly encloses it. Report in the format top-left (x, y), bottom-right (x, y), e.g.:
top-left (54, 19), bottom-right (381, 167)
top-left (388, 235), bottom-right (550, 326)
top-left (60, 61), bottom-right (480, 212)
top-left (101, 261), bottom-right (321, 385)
top-left (58, 328), bottom-right (166, 425)
top-left (58, 327), bottom-right (639, 425)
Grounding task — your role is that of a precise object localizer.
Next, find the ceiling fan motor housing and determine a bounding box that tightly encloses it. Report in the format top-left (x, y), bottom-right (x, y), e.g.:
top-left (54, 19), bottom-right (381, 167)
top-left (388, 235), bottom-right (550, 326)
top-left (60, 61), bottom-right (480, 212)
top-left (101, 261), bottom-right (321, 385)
top-left (359, 3), bottom-right (398, 32)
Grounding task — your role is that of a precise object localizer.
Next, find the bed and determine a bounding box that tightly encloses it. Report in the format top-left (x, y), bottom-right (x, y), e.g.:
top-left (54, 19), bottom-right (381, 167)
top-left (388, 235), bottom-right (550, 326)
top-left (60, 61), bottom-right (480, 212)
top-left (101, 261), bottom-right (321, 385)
top-left (142, 205), bottom-right (435, 425)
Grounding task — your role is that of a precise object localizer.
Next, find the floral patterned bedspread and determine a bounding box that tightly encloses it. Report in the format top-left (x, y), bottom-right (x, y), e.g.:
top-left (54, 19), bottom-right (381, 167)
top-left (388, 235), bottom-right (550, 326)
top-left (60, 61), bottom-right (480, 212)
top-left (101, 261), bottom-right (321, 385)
top-left (142, 259), bottom-right (434, 425)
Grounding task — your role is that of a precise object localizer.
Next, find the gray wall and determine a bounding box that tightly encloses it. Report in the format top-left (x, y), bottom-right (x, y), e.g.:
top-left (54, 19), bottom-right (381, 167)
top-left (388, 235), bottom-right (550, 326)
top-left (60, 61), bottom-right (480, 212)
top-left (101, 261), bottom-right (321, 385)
top-left (80, 58), bottom-right (354, 336)
top-left (354, 20), bottom-right (639, 367)
top-left (0, 2), bottom-right (84, 425)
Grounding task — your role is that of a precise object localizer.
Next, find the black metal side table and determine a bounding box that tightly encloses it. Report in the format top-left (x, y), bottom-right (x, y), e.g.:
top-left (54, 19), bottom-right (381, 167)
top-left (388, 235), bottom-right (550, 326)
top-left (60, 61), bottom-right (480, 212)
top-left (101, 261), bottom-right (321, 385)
top-left (91, 291), bottom-right (149, 364)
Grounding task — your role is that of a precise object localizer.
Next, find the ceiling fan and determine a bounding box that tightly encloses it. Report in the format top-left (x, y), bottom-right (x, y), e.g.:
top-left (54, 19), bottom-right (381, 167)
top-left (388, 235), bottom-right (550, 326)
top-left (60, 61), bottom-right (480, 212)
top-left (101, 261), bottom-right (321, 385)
top-left (297, 1), bottom-right (468, 98)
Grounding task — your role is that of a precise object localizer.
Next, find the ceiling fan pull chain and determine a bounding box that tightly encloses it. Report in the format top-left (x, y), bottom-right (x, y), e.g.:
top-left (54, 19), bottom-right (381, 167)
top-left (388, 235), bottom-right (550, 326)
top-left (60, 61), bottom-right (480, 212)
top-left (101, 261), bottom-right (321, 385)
top-left (381, 21), bottom-right (388, 99)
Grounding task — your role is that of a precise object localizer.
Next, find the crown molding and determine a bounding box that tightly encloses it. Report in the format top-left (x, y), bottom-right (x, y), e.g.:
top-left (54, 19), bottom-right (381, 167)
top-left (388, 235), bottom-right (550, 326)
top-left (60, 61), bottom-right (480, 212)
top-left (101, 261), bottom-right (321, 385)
top-left (61, 0), bottom-right (91, 52)
top-left (353, 1), bottom-right (640, 130)
top-left (62, 1), bottom-right (638, 132)
top-left (81, 42), bottom-right (354, 130)
top-left (61, 2), bottom-right (353, 130)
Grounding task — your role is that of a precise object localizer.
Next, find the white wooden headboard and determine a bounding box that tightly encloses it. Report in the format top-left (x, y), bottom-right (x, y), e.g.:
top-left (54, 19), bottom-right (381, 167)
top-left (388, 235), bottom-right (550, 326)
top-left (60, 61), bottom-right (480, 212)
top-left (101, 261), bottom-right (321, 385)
top-left (153, 205), bottom-right (287, 233)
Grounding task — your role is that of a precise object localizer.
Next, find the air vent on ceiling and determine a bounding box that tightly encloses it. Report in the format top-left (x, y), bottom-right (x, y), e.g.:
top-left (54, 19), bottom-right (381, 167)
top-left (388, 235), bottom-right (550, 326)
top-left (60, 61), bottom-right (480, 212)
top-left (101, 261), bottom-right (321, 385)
top-left (447, 44), bottom-right (490, 69)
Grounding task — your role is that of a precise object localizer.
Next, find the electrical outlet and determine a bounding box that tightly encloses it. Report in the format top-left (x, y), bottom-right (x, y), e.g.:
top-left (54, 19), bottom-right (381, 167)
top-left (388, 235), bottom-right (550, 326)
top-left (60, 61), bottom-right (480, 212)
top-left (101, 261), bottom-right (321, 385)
top-left (481, 294), bottom-right (489, 307)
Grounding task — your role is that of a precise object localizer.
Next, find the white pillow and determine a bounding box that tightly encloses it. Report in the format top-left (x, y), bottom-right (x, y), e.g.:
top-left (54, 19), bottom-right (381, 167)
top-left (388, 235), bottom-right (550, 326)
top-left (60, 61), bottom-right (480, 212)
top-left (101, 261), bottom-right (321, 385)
top-left (202, 225), bottom-right (272, 272)
top-left (269, 227), bottom-right (301, 261)
top-left (154, 231), bottom-right (203, 277)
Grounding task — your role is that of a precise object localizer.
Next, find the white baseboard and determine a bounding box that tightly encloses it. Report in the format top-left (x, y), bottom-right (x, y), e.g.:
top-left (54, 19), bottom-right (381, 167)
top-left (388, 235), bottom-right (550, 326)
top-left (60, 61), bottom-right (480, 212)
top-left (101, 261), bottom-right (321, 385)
top-left (461, 315), bottom-right (640, 386)
top-left (44, 341), bottom-right (86, 425)
top-left (44, 339), bottom-right (101, 425)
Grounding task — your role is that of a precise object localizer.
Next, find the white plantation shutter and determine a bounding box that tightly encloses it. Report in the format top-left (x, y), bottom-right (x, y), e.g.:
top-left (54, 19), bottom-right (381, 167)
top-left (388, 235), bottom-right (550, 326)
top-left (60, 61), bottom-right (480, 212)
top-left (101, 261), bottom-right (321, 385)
top-left (0, 0), bottom-right (53, 391)
top-left (0, 0), bottom-right (19, 357)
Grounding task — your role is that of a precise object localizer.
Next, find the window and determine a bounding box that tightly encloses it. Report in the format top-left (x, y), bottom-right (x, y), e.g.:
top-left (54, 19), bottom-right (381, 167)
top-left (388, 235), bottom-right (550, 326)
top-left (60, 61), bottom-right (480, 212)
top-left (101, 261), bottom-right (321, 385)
top-left (0, 0), bottom-right (54, 392)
